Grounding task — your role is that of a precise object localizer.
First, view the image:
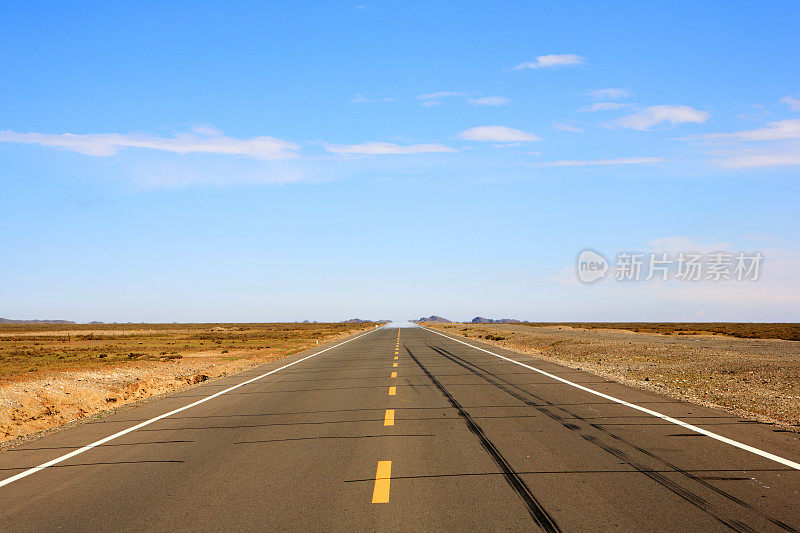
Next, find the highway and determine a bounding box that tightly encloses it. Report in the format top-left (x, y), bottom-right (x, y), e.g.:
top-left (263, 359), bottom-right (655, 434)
top-left (1, 325), bottom-right (799, 531)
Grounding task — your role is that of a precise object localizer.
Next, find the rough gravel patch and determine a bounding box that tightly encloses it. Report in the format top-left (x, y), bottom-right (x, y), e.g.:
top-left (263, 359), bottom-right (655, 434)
top-left (426, 323), bottom-right (800, 431)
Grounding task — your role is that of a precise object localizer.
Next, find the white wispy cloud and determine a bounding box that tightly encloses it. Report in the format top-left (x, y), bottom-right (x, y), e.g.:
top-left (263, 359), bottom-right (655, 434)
top-left (630, 260), bottom-right (800, 309)
top-left (325, 142), bottom-right (456, 155)
top-left (468, 96), bottom-right (511, 106)
top-left (685, 118), bottom-right (800, 168)
top-left (0, 129), bottom-right (300, 159)
top-left (458, 126), bottom-right (540, 142)
top-left (417, 92), bottom-right (510, 107)
top-left (349, 94), bottom-right (396, 103)
top-left (696, 119), bottom-right (800, 142)
top-left (535, 156), bottom-right (665, 167)
top-left (578, 102), bottom-right (635, 112)
top-left (416, 91), bottom-right (467, 107)
top-left (719, 151), bottom-right (800, 168)
top-left (614, 105), bottom-right (710, 130)
top-left (780, 94), bottom-right (800, 111)
top-left (588, 88), bottom-right (629, 100)
top-left (552, 122), bottom-right (584, 133)
top-left (648, 236), bottom-right (729, 254)
top-left (734, 104), bottom-right (770, 122)
top-left (742, 234), bottom-right (792, 245)
top-left (417, 91), bottom-right (466, 101)
top-left (127, 158), bottom-right (309, 189)
top-left (546, 240), bottom-right (800, 318)
top-left (513, 54), bottom-right (585, 70)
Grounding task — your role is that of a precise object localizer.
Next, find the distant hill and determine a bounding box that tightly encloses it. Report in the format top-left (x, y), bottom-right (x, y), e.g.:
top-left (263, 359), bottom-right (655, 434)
top-left (341, 318), bottom-right (379, 323)
top-left (0, 317), bottom-right (76, 324)
top-left (416, 316), bottom-right (452, 323)
top-left (471, 317), bottom-right (521, 324)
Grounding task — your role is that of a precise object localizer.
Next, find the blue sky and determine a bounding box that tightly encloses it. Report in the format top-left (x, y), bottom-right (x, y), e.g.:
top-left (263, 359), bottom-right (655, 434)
top-left (1, 2), bottom-right (799, 322)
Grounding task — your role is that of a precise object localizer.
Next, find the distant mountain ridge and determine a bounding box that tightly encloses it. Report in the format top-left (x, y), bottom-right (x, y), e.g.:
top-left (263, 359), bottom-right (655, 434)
top-left (416, 316), bottom-right (452, 323)
top-left (0, 317), bottom-right (75, 324)
top-left (471, 317), bottom-right (521, 324)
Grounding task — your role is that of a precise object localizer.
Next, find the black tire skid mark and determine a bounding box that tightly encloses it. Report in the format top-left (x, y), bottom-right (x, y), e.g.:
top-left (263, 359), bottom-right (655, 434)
top-left (427, 343), bottom-right (796, 533)
top-left (405, 346), bottom-right (561, 533)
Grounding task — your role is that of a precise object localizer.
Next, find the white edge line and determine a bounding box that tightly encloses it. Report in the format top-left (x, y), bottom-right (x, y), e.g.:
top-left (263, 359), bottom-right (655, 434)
top-left (422, 326), bottom-right (800, 471)
top-left (0, 328), bottom-right (379, 489)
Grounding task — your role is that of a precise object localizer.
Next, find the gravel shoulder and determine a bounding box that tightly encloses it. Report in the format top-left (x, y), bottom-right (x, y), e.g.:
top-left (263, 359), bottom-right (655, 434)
top-left (425, 322), bottom-right (800, 430)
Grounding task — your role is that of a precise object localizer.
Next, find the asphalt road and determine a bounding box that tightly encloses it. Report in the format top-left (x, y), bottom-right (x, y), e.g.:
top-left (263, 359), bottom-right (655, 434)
top-left (1, 326), bottom-right (799, 532)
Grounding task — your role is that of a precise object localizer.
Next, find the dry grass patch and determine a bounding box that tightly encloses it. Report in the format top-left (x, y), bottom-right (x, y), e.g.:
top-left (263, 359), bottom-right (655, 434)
top-left (516, 322), bottom-right (800, 341)
top-left (0, 322), bottom-right (379, 444)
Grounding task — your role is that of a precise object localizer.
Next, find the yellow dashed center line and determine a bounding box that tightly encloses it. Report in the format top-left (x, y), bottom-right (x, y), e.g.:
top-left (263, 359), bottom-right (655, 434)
top-left (371, 461), bottom-right (392, 503)
top-left (375, 331), bottom-right (399, 502)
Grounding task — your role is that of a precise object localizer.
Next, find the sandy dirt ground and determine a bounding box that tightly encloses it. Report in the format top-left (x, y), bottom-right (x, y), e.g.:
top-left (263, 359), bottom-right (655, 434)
top-left (426, 323), bottom-right (800, 430)
top-left (0, 324), bottom-right (375, 446)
